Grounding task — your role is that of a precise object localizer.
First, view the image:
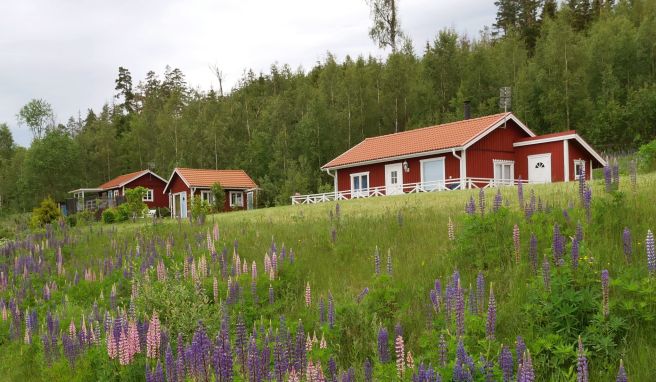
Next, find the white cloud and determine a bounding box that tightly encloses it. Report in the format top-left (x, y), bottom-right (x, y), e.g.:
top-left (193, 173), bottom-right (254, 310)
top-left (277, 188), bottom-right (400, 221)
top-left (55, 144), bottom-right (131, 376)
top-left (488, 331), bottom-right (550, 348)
top-left (0, 0), bottom-right (496, 147)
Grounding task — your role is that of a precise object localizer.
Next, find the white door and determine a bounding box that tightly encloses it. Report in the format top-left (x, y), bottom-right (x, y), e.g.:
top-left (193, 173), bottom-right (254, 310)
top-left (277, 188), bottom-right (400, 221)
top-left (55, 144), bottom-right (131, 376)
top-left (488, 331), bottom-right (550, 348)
top-left (528, 154), bottom-right (552, 183)
top-left (385, 163), bottom-right (403, 195)
top-left (174, 192), bottom-right (188, 218)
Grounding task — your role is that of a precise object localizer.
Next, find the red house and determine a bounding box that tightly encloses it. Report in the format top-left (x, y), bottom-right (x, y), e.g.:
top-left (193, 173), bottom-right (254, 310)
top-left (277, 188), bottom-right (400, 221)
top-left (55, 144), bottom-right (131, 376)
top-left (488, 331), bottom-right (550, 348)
top-left (67, 169), bottom-right (168, 213)
top-left (163, 168), bottom-right (258, 217)
top-left (292, 112), bottom-right (606, 204)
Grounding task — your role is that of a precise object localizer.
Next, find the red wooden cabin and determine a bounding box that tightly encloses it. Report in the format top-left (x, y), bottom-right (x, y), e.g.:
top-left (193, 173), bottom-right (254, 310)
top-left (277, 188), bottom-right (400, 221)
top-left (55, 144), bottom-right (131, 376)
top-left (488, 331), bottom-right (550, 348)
top-left (163, 168), bottom-right (258, 218)
top-left (292, 112), bottom-right (606, 204)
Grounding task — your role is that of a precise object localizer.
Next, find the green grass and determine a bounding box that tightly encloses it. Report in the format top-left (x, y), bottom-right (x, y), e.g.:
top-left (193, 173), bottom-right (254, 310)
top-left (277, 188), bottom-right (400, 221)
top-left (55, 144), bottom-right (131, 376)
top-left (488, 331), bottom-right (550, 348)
top-left (1, 173), bottom-right (656, 381)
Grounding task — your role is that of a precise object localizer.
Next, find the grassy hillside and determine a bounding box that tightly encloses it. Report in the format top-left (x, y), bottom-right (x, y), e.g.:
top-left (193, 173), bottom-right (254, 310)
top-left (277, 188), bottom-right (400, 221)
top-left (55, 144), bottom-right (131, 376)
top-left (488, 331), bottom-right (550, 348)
top-left (1, 173), bottom-right (655, 381)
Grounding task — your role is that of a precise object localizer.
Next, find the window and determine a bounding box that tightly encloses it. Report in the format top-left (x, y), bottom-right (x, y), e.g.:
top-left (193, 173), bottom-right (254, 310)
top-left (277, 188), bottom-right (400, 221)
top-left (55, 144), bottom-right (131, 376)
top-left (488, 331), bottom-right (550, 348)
top-left (114, 190), bottom-right (120, 198)
top-left (350, 172), bottom-right (369, 197)
top-left (574, 160), bottom-right (586, 180)
top-left (200, 190), bottom-right (213, 203)
top-left (143, 189), bottom-right (154, 202)
top-left (230, 191), bottom-right (243, 207)
top-left (420, 158), bottom-right (445, 191)
top-left (390, 170), bottom-right (398, 184)
top-left (535, 162), bottom-right (545, 168)
top-left (493, 160), bottom-right (515, 186)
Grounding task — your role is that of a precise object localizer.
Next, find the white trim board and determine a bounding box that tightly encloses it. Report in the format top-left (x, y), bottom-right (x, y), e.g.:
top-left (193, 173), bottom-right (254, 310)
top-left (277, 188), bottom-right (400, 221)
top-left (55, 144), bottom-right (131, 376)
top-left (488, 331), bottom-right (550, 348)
top-left (463, 113), bottom-right (536, 150)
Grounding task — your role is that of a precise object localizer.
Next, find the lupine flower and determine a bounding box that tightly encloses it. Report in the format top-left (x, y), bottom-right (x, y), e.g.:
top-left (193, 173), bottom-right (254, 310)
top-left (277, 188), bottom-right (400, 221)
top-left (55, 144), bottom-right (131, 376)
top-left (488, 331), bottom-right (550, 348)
top-left (479, 188), bottom-right (485, 216)
top-left (552, 224), bottom-right (564, 266)
top-left (356, 287), bottom-right (369, 303)
top-left (374, 246), bottom-right (381, 274)
top-left (465, 196), bottom-right (476, 215)
top-left (486, 285), bottom-right (496, 340)
top-left (612, 160), bottom-right (620, 186)
top-left (499, 345), bottom-right (513, 382)
top-left (518, 351), bottom-right (534, 382)
top-left (377, 327), bottom-right (389, 363)
top-left (235, 314), bottom-right (247, 368)
top-left (448, 217), bottom-right (455, 241)
top-left (328, 292), bottom-right (335, 328)
top-left (319, 297), bottom-right (326, 323)
top-left (387, 251), bottom-right (393, 275)
top-left (455, 280), bottom-right (465, 337)
top-left (529, 233), bottom-right (538, 274)
top-left (577, 336), bottom-right (589, 382)
top-left (647, 230), bottom-right (655, 276)
top-left (468, 285), bottom-right (477, 315)
top-left (331, 227), bottom-right (337, 243)
top-left (622, 227), bottom-right (632, 263)
top-left (146, 311), bottom-right (161, 359)
top-left (616, 359), bottom-right (627, 382)
top-left (576, 221), bottom-right (584, 242)
top-left (542, 256), bottom-right (551, 292)
top-left (305, 282), bottom-right (311, 307)
top-left (601, 270), bottom-right (610, 317)
top-left (571, 238), bottom-right (580, 270)
top-left (455, 340), bottom-right (474, 381)
top-left (320, 333), bottom-right (327, 349)
top-left (395, 323), bottom-right (403, 341)
top-left (493, 189), bottom-right (502, 212)
top-left (516, 336), bottom-right (526, 368)
top-left (395, 335), bottom-right (405, 379)
top-left (363, 358), bottom-right (373, 382)
top-left (604, 165), bottom-right (612, 192)
top-left (406, 350), bottom-right (414, 370)
top-left (513, 224), bottom-right (520, 264)
top-left (583, 187), bottom-right (592, 222)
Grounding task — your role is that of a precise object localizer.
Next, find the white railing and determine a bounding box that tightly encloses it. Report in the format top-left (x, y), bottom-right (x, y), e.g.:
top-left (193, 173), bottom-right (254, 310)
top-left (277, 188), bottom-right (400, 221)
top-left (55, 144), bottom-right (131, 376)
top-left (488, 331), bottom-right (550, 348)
top-left (290, 178), bottom-right (528, 205)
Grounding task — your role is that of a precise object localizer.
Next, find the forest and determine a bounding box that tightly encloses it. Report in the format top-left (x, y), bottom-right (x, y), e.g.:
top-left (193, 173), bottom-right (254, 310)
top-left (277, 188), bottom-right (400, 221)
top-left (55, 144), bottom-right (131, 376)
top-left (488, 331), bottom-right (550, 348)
top-left (1, 0), bottom-right (655, 211)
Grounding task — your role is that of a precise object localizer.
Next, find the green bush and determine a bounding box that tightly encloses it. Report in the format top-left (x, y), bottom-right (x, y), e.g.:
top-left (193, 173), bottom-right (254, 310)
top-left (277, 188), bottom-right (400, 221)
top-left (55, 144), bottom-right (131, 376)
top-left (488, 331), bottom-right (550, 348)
top-left (115, 204), bottom-right (129, 222)
top-left (637, 138), bottom-right (656, 172)
top-left (65, 214), bottom-right (77, 227)
top-left (190, 197), bottom-right (211, 224)
top-left (101, 208), bottom-right (116, 224)
top-left (210, 182), bottom-right (225, 212)
top-left (124, 187), bottom-right (148, 220)
top-left (156, 207), bottom-right (171, 218)
top-left (30, 196), bottom-right (62, 228)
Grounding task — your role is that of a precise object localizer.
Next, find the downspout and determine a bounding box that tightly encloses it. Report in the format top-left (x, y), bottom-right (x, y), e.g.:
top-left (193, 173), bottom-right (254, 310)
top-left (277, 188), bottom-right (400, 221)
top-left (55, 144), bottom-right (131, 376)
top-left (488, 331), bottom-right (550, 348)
top-left (323, 168), bottom-right (337, 199)
top-left (452, 148), bottom-right (464, 189)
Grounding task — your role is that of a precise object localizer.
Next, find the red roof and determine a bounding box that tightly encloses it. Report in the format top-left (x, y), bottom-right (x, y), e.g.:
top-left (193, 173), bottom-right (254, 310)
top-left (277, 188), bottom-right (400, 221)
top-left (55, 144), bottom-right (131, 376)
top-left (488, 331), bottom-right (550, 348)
top-left (98, 170), bottom-right (149, 190)
top-left (323, 113), bottom-right (529, 169)
top-left (515, 130), bottom-right (576, 143)
top-left (168, 168), bottom-right (257, 191)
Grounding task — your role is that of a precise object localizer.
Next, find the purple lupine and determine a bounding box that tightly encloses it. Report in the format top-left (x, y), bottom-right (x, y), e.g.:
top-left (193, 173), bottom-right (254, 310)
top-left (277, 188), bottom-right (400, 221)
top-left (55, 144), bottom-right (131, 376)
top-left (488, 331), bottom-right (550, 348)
top-left (516, 336), bottom-right (526, 368)
top-left (438, 333), bottom-right (447, 367)
top-left (576, 221), bottom-right (584, 242)
top-left (622, 227), bottom-right (632, 263)
top-left (455, 280), bottom-right (465, 337)
top-left (529, 233), bottom-right (538, 274)
top-left (647, 230), bottom-right (655, 276)
top-left (319, 297), bottom-right (326, 323)
top-left (604, 165), bottom-right (612, 192)
top-left (517, 177), bottom-right (524, 211)
top-left (468, 286), bottom-right (477, 315)
top-left (479, 188), bottom-right (485, 216)
top-left (571, 238), bottom-right (580, 270)
top-left (612, 161), bottom-right (620, 188)
top-left (579, 163), bottom-right (586, 201)
top-left (577, 336), bottom-right (589, 382)
top-left (455, 340), bottom-right (474, 381)
top-left (247, 336), bottom-right (259, 382)
top-left (465, 196), bottom-right (476, 215)
top-left (294, 320), bottom-right (306, 375)
top-left (165, 344), bottom-right (176, 382)
top-left (518, 351), bottom-right (535, 382)
top-left (378, 327), bottom-right (390, 363)
top-left (235, 314), bottom-right (248, 369)
top-left (563, 208), bottom-right (571, 222)
top-left (153, 361), bottom-right (165, 382)
top-left (357, 287), bottom-right (369, 303)
top-left (328, 357), bottom-right (337, 382)
top-left (616, 359), bottom-right (627, 382)
top-left (493, 189), bottom-right (502, 212)
top-left (328, 292), bottom-right (335, 328)
top-left (542, 256), bottom-right (551, 292)
top-left (602, 270), bottom-right (610, 317)
top-left (552, 224), bottom-right (564, 266)
top-left (476, 272), bottom-right (485, 314)
top-left (499, 345), bottom-right (513, 382)
top-left (583, 186), bottom-right (592, 222)
top-left (486, 286), bottom-right (496, 340)
top-left (363, 358), bottom-right (373, 382)
top-left (394, 322), bottom-right (403, 339)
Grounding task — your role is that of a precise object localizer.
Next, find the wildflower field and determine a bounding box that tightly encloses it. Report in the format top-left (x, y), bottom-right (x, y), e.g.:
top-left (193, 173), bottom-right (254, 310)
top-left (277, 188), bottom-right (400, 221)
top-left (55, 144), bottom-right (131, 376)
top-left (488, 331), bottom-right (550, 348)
top-left (1, 171), bottom-right (655, 381)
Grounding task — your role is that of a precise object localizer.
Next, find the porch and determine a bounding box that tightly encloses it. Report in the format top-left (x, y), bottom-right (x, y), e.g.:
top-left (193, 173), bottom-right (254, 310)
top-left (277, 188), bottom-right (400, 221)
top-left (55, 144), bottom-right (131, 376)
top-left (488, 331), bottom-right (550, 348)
top-left (290, 177), bottom-right (528, 205)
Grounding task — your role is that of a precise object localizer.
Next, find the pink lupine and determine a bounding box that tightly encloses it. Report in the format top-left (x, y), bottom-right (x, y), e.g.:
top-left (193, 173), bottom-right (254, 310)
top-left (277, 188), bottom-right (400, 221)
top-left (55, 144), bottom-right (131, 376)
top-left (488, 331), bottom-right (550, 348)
top-left (251, 261), bottom-right (257, 280)
top-left (213, 277), bottom-right (219, 303)
top-left (242, 260), bottom-right (247, 275)
top-left (107, 327), bottom-right (117, 359)
top-left (207, 229), bottom-right (213, 251)
top-left (118, 328), bottom-right (129, 365)
top-left (264, 253), bottom-right (271, 274)
top-left (395, 335), bottom-right (405, 379)
top-left (69, 319), bottom-right (77, 338)
top-left (146, 311), bottom-right (161, 359)
top-left (128, 319), bottom-right (140, 358)
top-left (305, 282), bottom-right (312, 307)
top-left (406, 351), bottom-right (414, 370)
top-left (320, 333), bottom-right (327, 349)
top-left (289, 367), bottom-right (300, 382)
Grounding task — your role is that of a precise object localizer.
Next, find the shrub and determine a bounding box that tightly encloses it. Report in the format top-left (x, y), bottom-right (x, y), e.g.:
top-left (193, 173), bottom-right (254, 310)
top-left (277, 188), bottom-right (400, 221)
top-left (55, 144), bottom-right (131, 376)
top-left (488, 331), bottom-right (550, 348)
top-left (124, 187), bottom-right (148, 221)
top-left (210, 182), bottom-right (225, 212)
top-left (115, 204), bottom-right (129, 222)
top-left (101, 208), bottom-right (116, 224)
top-left (65, 214), bottom-right (77, 227)
top-left (156, 207), bottom-right (171, 218)
top-left (638, 138), bottom-right (656, 172)
top-left (191, 197), bottom-right (211, 224)
top-left (30, 196), bottom-right (62, 228)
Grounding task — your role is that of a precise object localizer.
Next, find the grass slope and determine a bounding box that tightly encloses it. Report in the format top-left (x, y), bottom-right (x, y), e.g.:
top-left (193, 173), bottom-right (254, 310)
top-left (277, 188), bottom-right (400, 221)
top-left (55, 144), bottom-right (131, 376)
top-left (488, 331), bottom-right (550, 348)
top-left (1, 173), bottom-right (655, 381)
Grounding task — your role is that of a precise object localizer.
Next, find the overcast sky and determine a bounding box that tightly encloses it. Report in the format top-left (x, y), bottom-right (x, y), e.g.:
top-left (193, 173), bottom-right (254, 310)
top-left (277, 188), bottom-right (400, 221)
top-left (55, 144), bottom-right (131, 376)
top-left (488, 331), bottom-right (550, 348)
top-left (0, 0), bottom-right (496, 147)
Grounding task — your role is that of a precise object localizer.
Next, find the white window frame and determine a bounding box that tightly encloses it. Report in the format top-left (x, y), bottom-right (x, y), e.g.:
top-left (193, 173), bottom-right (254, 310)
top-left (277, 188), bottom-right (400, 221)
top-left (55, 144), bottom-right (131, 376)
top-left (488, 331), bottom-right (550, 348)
top-left (493, 159), bottom-right (515, 186)
top-left (419, 157), bottom-right (446, 191)
top-left (574, 159), bottom-right (586, 180)
top-left (350, 171), bottom-right (370, 197)
top-left (200, 190), bottom-right (212, 203)
top-left (143, 189), bottom-right (154, 202)
top-left (229, 191), bottom-right (243, 208)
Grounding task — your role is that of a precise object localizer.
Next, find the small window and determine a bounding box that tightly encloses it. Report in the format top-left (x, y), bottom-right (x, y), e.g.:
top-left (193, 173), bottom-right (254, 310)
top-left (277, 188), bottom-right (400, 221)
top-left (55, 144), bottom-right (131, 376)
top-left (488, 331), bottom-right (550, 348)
top-left (351, 172), bottom-right (370, 197)
top-left (535, 162), bottom-right (545, 169)
top-left (143, 189), bottom-right (154, 202)
top-left (574, 160), bottom-right (586, 180)
top-left (390, 170), bottom-right (398, 184)
top-left (230, 191), bottom-right (243, 207)
top-left (493, 160), bottom-right (515, 186)
top-left (114, 190), bottom-right (120, 198)
top-left (200, 190), bottom-right (213, 203)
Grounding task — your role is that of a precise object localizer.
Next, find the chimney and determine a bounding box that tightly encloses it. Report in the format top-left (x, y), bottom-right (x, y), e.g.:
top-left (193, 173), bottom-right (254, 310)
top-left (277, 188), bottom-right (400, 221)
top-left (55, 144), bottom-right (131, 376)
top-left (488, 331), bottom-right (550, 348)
top-left (463, 101), bottom-right (472, 120)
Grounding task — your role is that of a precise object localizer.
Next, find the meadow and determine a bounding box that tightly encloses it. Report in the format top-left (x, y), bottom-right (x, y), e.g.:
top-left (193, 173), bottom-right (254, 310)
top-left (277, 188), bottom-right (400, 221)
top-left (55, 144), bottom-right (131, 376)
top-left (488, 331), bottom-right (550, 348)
top-left (0, 170), bottom-right (654, 381)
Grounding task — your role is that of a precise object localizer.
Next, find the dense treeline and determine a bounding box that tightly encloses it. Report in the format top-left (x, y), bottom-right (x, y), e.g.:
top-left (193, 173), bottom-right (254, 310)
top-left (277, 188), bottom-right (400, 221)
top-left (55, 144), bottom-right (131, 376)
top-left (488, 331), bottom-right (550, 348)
top-left (1, 0), bottom-right (655, 212)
